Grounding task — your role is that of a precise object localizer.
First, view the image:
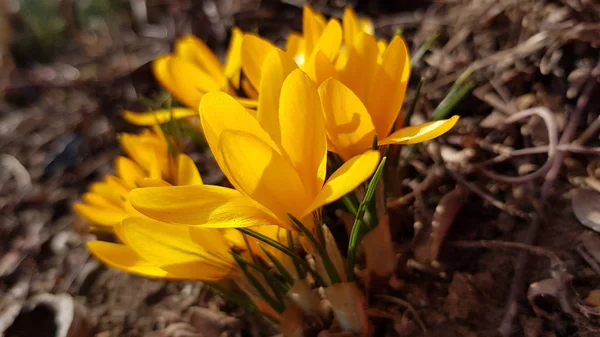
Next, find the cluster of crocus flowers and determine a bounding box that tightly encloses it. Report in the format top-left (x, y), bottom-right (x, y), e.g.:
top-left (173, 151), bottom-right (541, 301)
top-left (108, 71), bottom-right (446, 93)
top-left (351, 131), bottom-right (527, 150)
top-left (75, 5), bottom-right (460, 336)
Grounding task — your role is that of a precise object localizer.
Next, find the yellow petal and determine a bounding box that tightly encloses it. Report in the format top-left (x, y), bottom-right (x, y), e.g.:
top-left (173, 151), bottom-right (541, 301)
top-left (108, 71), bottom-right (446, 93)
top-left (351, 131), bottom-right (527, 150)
top-left (379, 115), bottom-right (460, 145)
top-left (199, 91), bottom-right (276, 185)
top-left (342, 7), bottom-right (359, 48)
top-left (236, 97), bottom-right (259, 108)
top-left (174, 35), bottom-right (223, 82)
top-left (366, 36), bottom-right (410, 138)
top-left (82, 192), bottom-right (121, 210)
top-left (285, 32), bottom-right (306, 65)
top-left (119, 131), bottom-right (168, 179)
top-left (340, 32), bottom-right (379, 104)
top-left (302, 5), bottom-right (326, 56)
top-left (89, 181), bottom-right (123, 206)
top-left (122, 108), bottom-right (197, 126)
top-left (118, 217), bottom-right (237, 280)
top-left (278, 69), bottom-right (327, 197)
top-left (134, 178), bottom-right (171, 188)
top-left (303, 19), bottom-right (342, 80)
top-left (314, 19), bottom-right (342, 62)
top-left (153, 55), bottom-right (221, 109)
top-left (257, 48), bottom-right (298, 145)
top-left (175, 154), bottom-right (203, 186)
top-left (220, 130), bottom-right (310, 223)
top-left (224, 27), bottom-right (244, 89)
top-left (87, 241), bottom-right (173, 278)
top-left (313, 51), bottom-right (338, 86)
top-left (130, 184), bottom-right (279, 228)
top-left (115, 157), bottom-right (146, 188)
top-left (73, 202), bottom-right (128, 227)
top-left (241, 34), bottom-right (277, 92)
top-left (306, 150), bottom-right (380, 215)
top-left (318, 78), bottom-right (376, 161)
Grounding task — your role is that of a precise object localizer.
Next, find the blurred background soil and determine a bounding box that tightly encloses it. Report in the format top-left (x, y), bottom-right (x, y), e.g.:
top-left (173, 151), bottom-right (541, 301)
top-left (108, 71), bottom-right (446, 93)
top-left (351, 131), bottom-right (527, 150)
top-left (0, 0), bottom-right (599, 336)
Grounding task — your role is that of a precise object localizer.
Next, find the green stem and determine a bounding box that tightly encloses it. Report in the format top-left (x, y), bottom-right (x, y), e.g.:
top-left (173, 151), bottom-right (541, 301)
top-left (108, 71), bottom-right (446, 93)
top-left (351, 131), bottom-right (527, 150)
top-left (232, 253), bottom-right (285, 313)
top-left (288, 214), bottom-right (341, 285)
top-left (238, 228), bottom-right (325, 287)
top-left (258, 243), bottom-right (295, 285)
top-left (347, 157), bottom-right (387, 282)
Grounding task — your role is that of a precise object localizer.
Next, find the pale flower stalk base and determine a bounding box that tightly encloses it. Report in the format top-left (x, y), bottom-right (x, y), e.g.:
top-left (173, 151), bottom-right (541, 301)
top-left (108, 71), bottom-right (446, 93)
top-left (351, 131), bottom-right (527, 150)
top-left (287, 279), bottom-right (328, 320)
top-left (324, 282), bottom-right (368, 335)
top-left (362, 214), bottom-right (395, 278)
top-left (279, 301), bottom-right (305, 337)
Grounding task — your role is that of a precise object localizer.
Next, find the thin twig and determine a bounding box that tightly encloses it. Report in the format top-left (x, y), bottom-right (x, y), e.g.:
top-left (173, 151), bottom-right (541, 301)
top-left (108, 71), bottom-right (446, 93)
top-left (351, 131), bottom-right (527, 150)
top-left (377, 295), bottom-right (428, 333)
top-left (478, 144), bottom-right (600, 166)
top-left (542, 61), bottom-right (599, 199)
top-left (477, 107), bottom-right (558, 184)
top-left (574, 115), bottom-right (600, 146)
top-left (577, 246), bottom-right (600, 277)
top-left (448, 239), bottom-right (562, 267)
top-left (387, 167), bottom-right (444, 209)
top-left (446, 169), bottom-right (530, 219)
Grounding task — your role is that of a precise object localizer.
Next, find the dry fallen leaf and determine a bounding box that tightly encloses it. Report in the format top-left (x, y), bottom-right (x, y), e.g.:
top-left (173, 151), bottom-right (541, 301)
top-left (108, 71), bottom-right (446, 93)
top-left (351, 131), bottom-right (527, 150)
top-left (572, 189), bottom-right (600, 232)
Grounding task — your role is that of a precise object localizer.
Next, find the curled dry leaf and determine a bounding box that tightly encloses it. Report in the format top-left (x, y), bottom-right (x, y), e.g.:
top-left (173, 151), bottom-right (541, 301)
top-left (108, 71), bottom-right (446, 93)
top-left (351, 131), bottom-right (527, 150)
top-left (584, 290), bottom-right (600, 311)
top-left (413, 184), bottom-right (469, 264)
top-left (527, 278), bottom-right (562, 319)
top-left (6, 293), bottom-right (90, 337)
top-left (572, 189), bottom-right (600, 232)
top-left (586, 159), bottom-right (600, 192)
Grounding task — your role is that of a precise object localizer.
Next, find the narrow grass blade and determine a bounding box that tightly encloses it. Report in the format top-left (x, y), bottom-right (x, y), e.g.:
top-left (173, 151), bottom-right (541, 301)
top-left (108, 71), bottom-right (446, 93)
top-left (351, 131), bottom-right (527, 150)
top-left (347, 156), bottom-right (387, 282)
top-left (288, 214), bottom-right (341, 284)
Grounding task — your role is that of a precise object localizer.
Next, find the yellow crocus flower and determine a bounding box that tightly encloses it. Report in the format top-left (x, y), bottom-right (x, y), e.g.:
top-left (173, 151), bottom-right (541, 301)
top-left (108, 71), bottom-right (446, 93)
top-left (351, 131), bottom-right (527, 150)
top-left (73, 127), bottom-right (202, 228)
top-left (87, 217), bottom-right (239, 280)
top-left (128, 67), bottom-right (380, 231)
top-left (242, 5), bottom-right (343, 89)
top-left (124, 27), bottom-right (257, 126)
top-left (319, 35), bottom-right (460, 160)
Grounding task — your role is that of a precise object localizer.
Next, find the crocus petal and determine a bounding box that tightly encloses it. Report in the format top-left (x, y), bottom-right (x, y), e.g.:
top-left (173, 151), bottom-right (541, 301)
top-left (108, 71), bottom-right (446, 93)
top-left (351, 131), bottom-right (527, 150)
top-left (257, 48), bottom-right (298, 145)
top-left (313, 51), bottom-right (338, 86)
top-left (115, 157), bottom-right (145, 188)
top-left (306, 150), bottom-right (380, 215)
top-left (285, 32), bottom-right (305, 65)
top-left (120, 132), bottom-right (167, 179)
top-left (313, 19), bottom-right (342, 62)
top-left (87, 241), bottom-right (173, 278)
top-left (135, 178), bottom-right (171, 188)
top-left (73, 203), bottom-right (128, 227)
top-left (278, 69), bottom-right (327, 197)
top-left (200, 92), bottom-right (277, 185)
top-left (236, 97), bottom-right (259, 109)
top-left (379, 115), bottom-right (460, 145)
top-left (220, 130), bottom-right (310, 222)
top-left (302, 5), bottom-right (326, 56)
top-left (89, 181), bottom-right (122, 206)
top-left (82, 192), bottom-right (121, 210)
top-left (241, 34), bottom-right (277, 92)
top-left (175, 35), bottom-right (223, 82)
top-left (340, 32), bottom-right (379, 104)
top-left (130, 185), bottom-right (279, 228)
top-left (103, 175), bottom-right (131, 199)
top-left (175, 154), bottom-right (203, 186)
top-left (342, 7), bottom-right (359, 48)
top-left (318, 78), bottom-right (376, 161)
top-left (122, 108), bottom-right (197, 126)
top-left (366, 36), bottom-right (410, 138)
top-left (118, 217), bottom-right (237, 280)
top-left (223, 27), bottom-right (244, 89)
top-left (153, 55), bottom-right (221, 109)
top-left (303, 19), bottom-right (342, 81)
